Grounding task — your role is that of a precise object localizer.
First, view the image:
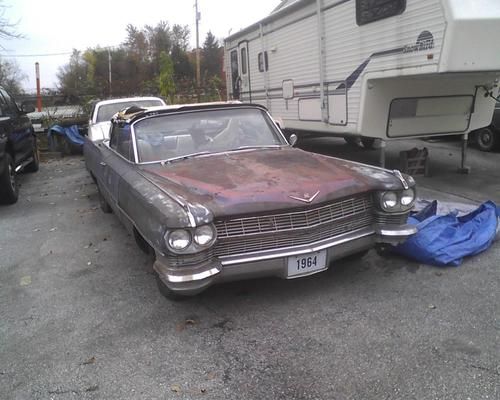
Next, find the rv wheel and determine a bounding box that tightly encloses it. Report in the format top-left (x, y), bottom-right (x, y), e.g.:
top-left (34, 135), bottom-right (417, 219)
top-left (476, 127), bottom-right (498, 152)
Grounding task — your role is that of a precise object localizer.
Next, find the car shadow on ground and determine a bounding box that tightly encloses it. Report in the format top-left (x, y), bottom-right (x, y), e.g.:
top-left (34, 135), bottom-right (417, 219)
top-left (170, 249), bottom-right (423, 306)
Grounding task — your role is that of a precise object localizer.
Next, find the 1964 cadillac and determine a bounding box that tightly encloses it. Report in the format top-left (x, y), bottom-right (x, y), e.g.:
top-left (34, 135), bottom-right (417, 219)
top-left (84, 102), bottom-right (417, 299)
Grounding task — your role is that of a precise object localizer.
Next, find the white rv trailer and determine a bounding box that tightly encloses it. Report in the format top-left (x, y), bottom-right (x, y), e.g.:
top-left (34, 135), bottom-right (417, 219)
top-left (224, 0), bottom-right (500, 154)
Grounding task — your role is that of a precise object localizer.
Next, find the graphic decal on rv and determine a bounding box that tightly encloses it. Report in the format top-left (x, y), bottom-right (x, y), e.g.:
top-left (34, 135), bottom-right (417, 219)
top-left (337, 31), bottom-right (435, 91)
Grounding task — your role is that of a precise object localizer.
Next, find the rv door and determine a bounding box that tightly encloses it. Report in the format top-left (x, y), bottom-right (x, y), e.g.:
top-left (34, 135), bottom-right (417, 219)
top-left (229, 42), bottom-right (251, 101)
top-left (238, 42), bottom-right (251, 101)
top-left (230, 49), bottom-right (240, 100)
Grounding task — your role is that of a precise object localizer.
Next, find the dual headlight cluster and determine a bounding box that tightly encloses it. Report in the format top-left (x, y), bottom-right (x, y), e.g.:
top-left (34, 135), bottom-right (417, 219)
top-left (165, 224), bottom-right (217, 253)
top-left (377, 188), bottom-right (416, 212)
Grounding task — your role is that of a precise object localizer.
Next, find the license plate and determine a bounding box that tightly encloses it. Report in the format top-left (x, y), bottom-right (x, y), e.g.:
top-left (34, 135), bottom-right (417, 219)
top-left (287, 250), bottom-right (327, 278)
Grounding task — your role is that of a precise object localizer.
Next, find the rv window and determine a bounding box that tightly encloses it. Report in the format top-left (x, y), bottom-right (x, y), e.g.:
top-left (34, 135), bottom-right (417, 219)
top-left (258, 52), bottom-right (269, 72)
top-left (241, 47), bottom-right (248, 75)
top-left (356, 0), bottom-right (406, 26)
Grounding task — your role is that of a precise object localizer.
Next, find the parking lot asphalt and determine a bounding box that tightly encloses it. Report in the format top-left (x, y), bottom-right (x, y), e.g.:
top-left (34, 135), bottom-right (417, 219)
top-left (1, 138), bottom-right (499, 400)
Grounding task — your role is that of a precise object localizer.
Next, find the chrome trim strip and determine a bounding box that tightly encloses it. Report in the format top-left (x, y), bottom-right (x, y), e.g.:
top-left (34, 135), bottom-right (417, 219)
top-left (164, 266), bottom-right (221, 283)
top-left (392, 169), bottom-right (409, 190)
top-left (219, 227), bottom-right (375, 265)
top-left (288, 190), bottom-right (321, 203)
top-left (136, 170), bottom-right (187, 209)
top-left (102, 140), bottom-right (136, 165)
top-left (375, 225), bottom-right (417, 237)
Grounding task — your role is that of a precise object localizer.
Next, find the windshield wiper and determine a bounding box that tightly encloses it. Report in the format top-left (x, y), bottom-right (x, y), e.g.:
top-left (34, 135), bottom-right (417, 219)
top-left (160, 151), bottom-right (210, 165)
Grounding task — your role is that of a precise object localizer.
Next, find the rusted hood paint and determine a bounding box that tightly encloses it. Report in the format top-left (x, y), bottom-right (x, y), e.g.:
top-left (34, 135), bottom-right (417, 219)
top-left (139, 148), bottom-right (404, 220)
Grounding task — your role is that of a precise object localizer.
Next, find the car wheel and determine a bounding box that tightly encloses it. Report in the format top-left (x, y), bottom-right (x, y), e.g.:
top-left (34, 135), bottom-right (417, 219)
top-left (24, 136), bottom-right (40, 173)
top-left (361, 137), bottom-right (376, 149)
top-left (97, 185), bottom-right (112, 213)
top-left (155, 273), bottom-right (187, 301)
top-left (476, 127), bottom-right (498, 152)
top-left (0, 154), bottom-right (19, 204)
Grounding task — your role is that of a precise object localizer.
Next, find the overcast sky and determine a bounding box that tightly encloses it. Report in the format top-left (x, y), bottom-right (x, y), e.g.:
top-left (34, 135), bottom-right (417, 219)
top-left (1, 0), bottom-right (278, 91)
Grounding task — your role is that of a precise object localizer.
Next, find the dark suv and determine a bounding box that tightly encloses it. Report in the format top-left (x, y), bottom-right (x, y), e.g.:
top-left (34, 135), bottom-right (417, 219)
top-left (0, 86), bottom-right (38, 204)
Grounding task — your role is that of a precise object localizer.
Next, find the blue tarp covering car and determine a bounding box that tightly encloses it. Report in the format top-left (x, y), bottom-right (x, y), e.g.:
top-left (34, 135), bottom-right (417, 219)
top-left (48, 124), bottom-right (85, 146)
top-left (47, 124), bottom-right (85, 154)
top-left (395, 200), bottom-right (500, 266)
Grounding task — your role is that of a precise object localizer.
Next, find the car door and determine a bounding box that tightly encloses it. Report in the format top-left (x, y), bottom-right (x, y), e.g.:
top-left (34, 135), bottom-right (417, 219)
top-left (0, 88), bottom-right (33, 164)
top-left (103, 123), bottom-right (134, 211)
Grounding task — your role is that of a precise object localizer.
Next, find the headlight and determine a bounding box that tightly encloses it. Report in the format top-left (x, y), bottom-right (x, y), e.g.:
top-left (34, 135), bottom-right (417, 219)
top-left (194, 225), bottom-right (216, 246)
top-left (167, 229), bottom-right (191, 251)
top-left (382, 191), bottom-right (398, 209)
top-left (401, 188), bottom-right (415, 206)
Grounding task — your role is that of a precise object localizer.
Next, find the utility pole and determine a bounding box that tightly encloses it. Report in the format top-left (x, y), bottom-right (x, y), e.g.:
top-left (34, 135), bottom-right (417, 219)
top-left (195, 0), bottom-right (201, 102)
top-left (35, 62), bottom-right (42, 112)
top-left (108, 49), bottom-right (112, 97)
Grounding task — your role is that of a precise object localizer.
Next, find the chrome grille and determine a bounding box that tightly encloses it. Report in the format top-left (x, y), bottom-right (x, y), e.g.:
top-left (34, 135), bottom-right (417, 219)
top-left (215, 195), bottom-right (373, 238)
top-left (374, 212), bottom-right (409, 225)
top-left (213, 194), bottom-right (374, 257)
top-left (214, 214), bottom-right (373, 257)
top-left (167, 249), bottom-right (214, 268)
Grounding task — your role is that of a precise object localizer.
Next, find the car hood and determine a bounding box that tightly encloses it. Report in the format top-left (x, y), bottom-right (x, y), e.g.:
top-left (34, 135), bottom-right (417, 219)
top-left (139, 148), bottom-right (406, 220)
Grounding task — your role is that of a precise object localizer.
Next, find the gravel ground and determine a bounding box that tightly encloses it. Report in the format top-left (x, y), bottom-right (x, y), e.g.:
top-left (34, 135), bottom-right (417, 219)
top-left (0, 139), bottom-right (499, 400)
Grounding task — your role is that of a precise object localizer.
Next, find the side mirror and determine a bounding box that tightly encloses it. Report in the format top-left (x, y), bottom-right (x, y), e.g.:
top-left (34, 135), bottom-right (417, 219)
top-left (288, 133), bottom-right (298, 147)
top-left (21, 103), bottom-right (36, 114)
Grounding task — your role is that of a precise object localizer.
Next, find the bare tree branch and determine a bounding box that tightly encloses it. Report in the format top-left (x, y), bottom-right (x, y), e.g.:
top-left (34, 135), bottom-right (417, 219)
top-left (0, 1), bottom-right (23, 42)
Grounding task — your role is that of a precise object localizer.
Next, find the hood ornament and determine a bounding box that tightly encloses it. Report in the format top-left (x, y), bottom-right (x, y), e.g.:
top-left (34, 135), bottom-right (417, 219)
top-left (289, 190), bottom-right (320, 203)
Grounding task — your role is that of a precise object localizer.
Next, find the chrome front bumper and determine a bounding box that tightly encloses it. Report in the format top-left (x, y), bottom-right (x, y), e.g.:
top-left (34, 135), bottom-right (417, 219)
top-left (154, 224), bottom-right (417, 296)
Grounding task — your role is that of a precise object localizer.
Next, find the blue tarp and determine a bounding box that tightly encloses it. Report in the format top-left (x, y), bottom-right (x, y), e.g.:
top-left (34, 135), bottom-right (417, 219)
top-left (47, 124), bottom-right (85, 146)
top-left (395, 200), bottom-right (500, 266)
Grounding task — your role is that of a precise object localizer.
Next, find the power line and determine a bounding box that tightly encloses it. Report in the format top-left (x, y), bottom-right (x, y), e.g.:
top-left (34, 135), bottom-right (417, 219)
top-left (0, 45), bottom-right (122, 58)
top-left (0, 51), bottom-right (73, 57)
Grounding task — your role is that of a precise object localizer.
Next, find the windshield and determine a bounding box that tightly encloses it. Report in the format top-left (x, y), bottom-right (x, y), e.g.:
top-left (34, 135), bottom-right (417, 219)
top-left (96, 99), bottom-right (164, 123)
top-left (133, 108), bottom-right (285, 163)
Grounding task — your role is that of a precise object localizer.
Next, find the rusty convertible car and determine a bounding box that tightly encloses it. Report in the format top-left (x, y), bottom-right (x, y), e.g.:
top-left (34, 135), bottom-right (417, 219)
top-left (84, 102), bottom-right (417, 299)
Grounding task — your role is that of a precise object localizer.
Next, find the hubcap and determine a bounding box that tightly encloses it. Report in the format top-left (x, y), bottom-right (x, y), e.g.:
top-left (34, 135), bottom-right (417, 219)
top-left (8, 163), bottom-right (15, 189)
top-left (482, 131), bottom-right (492, 145)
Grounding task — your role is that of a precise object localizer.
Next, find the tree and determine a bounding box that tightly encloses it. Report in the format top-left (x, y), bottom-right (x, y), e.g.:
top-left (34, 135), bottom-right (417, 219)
top-left (0, 0), bottom-right (22, 42)
top-left (201, 31), bottom-right (221, 80)
top-left (171, 24), bottom-right (190, 51)
top-left (0, 58), bottom-right (26, 95)
top-left (201, 32), bottom-right (224, 101)
top-left (158, 51), bottom-right (175, 103)
top-left (56, 49), bottom-right (91, 100)
top-left (0, 1), bottom-right (25, 94)
top-left (56, 21), bottom-right (201, 102)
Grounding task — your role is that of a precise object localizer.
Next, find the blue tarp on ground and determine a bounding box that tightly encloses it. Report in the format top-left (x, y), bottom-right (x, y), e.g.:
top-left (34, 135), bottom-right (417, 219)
top-left (395, 200), bottom-right (500, 266)
top-left (47, 124), bottom-right (85, 146)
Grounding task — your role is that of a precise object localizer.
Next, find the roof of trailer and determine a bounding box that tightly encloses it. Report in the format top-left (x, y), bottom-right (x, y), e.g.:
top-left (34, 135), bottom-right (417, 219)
top-left (271, 0), bottom-right (301, 13)
top-left (225, 0), bottom-right (311, 42)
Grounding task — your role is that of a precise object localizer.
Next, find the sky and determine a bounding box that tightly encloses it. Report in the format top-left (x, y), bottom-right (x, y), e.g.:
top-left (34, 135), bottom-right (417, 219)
top-left (0, 0), bottom-right (279, 91)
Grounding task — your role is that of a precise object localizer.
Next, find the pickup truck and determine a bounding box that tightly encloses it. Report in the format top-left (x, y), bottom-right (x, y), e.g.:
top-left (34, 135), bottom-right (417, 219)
top-left (471, 101), bottom-right (500, 152)
top-left (0, 86), bottom-right (38, 204)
